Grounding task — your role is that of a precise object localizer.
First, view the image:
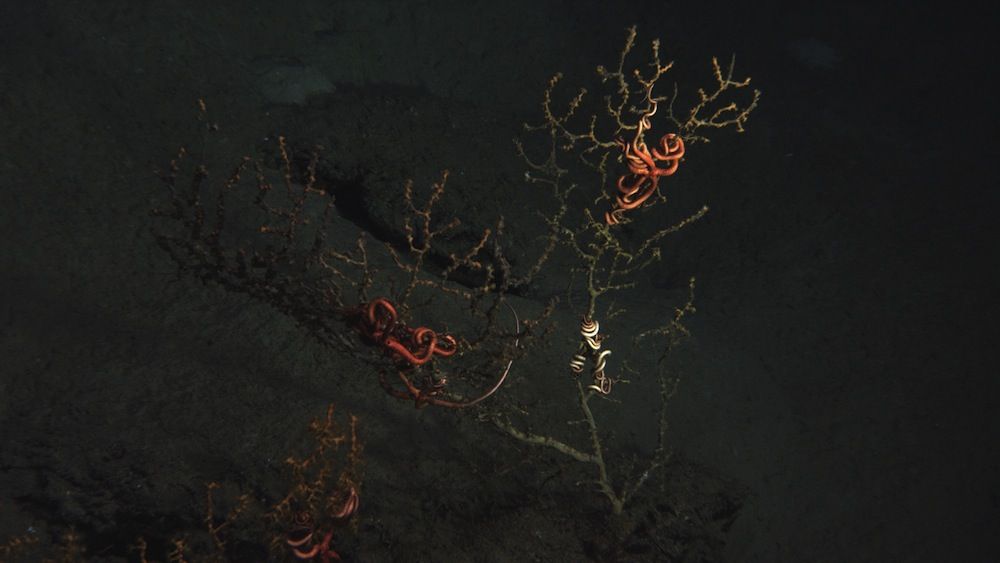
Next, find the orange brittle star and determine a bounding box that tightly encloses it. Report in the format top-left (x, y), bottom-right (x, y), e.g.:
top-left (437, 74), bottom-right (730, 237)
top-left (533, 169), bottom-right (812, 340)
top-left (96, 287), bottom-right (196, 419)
top-left (605, 101), bottom-right (685, 225)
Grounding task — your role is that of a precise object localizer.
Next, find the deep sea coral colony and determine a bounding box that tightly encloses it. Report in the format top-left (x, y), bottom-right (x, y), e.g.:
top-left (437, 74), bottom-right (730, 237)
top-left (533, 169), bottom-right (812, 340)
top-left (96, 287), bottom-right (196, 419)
top-left (147, 25), bottom-right (757, 559)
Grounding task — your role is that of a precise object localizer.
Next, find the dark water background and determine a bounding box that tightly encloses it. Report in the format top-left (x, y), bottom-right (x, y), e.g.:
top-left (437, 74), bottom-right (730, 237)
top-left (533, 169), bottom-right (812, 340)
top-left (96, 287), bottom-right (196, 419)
top-left (0, 1), bottom-right (995, 561)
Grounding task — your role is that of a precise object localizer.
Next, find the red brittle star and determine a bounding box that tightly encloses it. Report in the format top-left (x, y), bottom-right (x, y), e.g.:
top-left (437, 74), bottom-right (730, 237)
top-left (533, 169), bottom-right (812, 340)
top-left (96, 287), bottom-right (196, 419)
top-left (347, 298), bottom-right (519, 409)
top-left (359, 298), bottom-right (457, 366)
top-left (286, 487), bottom-right (359, 562)
top-left (605, 101), bottom-right (685, 225)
